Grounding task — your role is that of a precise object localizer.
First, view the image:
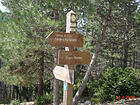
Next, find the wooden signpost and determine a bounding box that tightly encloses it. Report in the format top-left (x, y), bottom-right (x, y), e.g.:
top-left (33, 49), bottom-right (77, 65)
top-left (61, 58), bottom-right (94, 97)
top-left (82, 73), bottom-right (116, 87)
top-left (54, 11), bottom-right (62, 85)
top-left (46, 10), bottom-right (91, 105)
top-left (46, 32), bottom-right (83, 47)
top-left (58, 51), bottom-right (92, 65)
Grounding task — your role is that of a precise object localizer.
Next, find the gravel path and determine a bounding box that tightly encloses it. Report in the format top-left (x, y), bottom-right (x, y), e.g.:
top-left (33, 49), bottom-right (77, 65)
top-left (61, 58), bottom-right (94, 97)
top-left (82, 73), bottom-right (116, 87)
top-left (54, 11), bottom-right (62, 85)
top-left (79, 98), bottom-right (140, 105)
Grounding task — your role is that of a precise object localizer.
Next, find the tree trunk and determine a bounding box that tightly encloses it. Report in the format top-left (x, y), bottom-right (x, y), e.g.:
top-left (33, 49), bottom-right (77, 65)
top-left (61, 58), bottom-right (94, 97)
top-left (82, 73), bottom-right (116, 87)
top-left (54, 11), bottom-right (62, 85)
top-left (123, 38), bottom-right (129, 69)
top-left (133, 50), bottom-right (136, 68)
top-left (0, 59), bottom-right (2, 68)
top-left (12, 85), bottom-right (15, 99)
top-left (122, 1), bottom-right (132, 69)
top-left (38, 51), bottom-right (45, 96)
top-left (53, 48), bottom-right (59, 105)
top-left (72, 1), bottom-right (113, 104)
top-left (123, 19), bottom-right (130, 69)
top-left (53, 78), bottom-right (59, 105)
top-left (15, 86), bottom-right (19, 100)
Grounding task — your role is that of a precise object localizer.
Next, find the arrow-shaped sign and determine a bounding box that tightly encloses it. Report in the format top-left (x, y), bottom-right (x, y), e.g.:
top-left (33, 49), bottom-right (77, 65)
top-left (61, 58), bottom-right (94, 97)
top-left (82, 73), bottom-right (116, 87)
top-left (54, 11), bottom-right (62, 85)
top-left (46, 32), bottom-right (83, 47)
top-left (53, 66), bottom-right (74, 84)
top-left (58, 51), bottom-right (92, 65)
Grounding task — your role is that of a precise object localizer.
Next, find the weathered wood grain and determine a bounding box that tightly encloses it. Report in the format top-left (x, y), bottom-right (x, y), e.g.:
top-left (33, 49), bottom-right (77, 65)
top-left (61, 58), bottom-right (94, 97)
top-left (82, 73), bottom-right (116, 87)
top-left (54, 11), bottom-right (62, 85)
top-left (58, 51), bottom-right (92, 65)
top-left (46, 32), bottom-right (83, 47)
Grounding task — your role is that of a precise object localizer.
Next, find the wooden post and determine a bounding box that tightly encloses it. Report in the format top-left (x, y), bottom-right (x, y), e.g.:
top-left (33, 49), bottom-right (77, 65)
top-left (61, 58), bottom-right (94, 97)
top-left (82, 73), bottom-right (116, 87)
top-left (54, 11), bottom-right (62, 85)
top-left (63, 10), bottom-right (76, 105)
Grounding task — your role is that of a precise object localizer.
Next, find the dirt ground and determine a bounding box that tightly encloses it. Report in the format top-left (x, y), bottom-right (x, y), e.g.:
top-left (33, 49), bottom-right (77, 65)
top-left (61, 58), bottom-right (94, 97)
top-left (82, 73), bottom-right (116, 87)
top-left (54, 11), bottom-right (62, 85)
top-left (1, 98), bottom-right (139, 105)
top-left (94, 98), bottom-right (140, 105)
top-left (79, 98), bottom-right (140, 105)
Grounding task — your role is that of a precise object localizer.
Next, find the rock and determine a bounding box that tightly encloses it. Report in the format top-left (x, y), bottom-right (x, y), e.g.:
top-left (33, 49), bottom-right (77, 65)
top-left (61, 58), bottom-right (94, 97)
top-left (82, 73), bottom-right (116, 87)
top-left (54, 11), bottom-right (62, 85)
top-left (84, 100), bottom-right (92, 105)
top-left (20, 102), bottom-right (34, 105)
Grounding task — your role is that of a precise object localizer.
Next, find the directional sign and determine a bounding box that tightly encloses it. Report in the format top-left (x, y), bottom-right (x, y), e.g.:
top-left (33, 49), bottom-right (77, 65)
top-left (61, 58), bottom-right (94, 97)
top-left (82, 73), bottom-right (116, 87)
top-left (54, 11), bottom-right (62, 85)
top-left (58, 51), bottom-right (92, 65)
top-left (53, 66), bottom-right (74, 84)
top-left (46, 32), bottom-right (83, 47)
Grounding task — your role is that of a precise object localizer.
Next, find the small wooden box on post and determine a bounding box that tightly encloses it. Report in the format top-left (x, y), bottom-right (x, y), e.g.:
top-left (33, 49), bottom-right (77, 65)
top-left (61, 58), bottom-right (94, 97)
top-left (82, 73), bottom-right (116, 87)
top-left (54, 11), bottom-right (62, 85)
top-left (63, 10), bottom-right (76, 105)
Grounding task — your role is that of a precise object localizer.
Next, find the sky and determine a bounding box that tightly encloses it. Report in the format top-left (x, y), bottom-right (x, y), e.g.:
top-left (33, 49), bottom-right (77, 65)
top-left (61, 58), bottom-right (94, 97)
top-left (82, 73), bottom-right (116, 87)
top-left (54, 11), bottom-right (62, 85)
top-left (0, 0), bottom-right (9, 12)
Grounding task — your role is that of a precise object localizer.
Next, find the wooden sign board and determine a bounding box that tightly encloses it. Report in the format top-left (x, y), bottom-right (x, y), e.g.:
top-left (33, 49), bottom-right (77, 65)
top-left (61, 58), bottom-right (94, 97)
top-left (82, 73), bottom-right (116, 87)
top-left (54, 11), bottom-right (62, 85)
top-left (53, 66), bottom-right (74, 84)
top-left (46, 32), bottom-right (83, 47)
top-left (58, 51), bottom-right (92, 65)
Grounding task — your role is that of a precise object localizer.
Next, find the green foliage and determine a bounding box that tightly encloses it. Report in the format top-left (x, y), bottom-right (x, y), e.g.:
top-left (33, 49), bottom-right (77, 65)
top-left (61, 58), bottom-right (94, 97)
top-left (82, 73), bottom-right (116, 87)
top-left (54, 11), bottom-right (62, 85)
top-left (73, 78), bottom-right (82, 95)
top-left (74, 69), bottom-right (96, 101)
top-left (0, 0), bottom-right (140, 104)
top-left (10, 99), bottom-right (20, 105)
top-left (35, 92), bottom-right (53, 105)
top-left (0, 0), bottom-right (61, 86)
top-left (92, 67), bottom-right (140, 103)
top-left (0, 0), bottom-right (94, 87)
top-left (134, 10), bottom-right (140, 24)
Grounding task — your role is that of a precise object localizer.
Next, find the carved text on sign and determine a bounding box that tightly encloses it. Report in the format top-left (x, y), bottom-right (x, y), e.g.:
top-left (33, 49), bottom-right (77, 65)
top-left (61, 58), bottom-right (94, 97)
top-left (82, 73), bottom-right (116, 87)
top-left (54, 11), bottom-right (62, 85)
top-left (58, 51), bottom-right (92, 65)
top-left (46, 32), bottom-right (83, 47)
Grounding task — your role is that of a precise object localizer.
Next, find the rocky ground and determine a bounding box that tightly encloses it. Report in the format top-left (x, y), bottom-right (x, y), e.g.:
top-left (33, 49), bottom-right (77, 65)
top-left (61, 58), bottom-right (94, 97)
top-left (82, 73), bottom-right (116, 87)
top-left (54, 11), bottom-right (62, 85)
top-left (79, 98), bottom-right (140, 105)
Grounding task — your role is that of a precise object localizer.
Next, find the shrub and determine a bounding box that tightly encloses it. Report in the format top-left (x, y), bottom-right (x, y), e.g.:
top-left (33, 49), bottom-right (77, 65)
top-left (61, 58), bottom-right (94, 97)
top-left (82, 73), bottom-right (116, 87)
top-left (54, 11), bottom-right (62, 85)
top-left (35, 92), bottom-right (53, 105)
top-left (92, 67), bottom-right (140, 103)
top-left (10, 99), bottom-right (20, 105)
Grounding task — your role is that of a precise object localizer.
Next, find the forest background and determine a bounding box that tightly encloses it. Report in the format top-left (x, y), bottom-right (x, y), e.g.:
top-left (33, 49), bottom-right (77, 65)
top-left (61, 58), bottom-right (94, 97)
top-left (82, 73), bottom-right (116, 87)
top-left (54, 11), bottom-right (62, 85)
top-left (0, 0), bottom-right (140, 105)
